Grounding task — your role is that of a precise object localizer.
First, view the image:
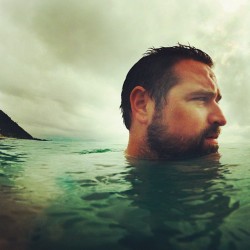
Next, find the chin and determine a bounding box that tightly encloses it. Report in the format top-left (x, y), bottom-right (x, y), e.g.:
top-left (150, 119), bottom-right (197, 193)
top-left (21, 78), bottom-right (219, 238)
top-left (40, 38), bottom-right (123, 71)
top-left (202, 144), bottom-right (219, 155)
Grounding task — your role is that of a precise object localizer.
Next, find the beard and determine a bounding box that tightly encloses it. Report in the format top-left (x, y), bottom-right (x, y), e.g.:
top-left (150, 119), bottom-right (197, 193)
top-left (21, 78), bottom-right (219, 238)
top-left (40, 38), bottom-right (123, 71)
top-left (147, 114), bottom-right (220, 160)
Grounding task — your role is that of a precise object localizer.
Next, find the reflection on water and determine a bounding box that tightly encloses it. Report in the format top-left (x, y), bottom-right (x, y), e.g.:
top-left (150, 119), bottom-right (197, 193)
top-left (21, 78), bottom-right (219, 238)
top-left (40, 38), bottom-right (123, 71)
top-left (1, 140), bottom-right (250, 249)
top-left (120, 155), bottom-right (240, 250)
top-left (0, 140), bottom-right (35, 250)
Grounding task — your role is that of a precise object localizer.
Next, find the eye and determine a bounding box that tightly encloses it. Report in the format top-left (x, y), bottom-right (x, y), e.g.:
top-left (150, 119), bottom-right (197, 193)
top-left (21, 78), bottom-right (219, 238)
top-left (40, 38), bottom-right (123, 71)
top-left (192, 96), bottom-right (209, 102)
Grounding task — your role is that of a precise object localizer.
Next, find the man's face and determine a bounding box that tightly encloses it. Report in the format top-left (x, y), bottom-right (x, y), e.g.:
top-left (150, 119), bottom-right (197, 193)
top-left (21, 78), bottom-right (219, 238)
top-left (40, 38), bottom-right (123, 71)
top-left (147, 59), bottom-right (227, 159)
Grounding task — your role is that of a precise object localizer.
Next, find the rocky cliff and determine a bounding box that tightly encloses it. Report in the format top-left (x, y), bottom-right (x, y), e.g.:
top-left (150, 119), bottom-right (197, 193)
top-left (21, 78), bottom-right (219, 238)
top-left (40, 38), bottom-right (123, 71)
top-left (0, 110), bottom-right (34, 139)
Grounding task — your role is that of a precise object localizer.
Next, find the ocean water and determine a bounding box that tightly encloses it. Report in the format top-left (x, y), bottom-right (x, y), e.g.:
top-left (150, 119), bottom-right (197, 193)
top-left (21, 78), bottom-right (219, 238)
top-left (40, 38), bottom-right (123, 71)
top-left (1, 139), bottom-right (250, 250)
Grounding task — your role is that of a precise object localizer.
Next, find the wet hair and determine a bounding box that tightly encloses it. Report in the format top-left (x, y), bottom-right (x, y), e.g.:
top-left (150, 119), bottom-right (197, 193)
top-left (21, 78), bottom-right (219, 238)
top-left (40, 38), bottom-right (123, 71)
top-left (120, 44), bottom-right (214, 130)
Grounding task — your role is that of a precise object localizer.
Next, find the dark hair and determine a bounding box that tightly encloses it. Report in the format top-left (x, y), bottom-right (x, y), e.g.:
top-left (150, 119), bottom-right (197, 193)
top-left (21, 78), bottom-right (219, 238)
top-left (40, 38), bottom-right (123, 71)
top-left (120, 44), bottom-right (214, 129)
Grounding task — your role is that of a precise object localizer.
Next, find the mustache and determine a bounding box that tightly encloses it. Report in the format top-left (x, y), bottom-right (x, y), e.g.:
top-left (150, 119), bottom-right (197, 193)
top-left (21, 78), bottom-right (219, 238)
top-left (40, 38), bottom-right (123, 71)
top-left (202, 124), bottom-right (221, 139)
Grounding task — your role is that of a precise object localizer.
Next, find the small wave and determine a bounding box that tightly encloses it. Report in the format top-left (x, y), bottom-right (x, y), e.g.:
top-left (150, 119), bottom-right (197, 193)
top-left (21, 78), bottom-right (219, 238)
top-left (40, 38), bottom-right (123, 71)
top-left (78, 148), bottom-right (112, 155)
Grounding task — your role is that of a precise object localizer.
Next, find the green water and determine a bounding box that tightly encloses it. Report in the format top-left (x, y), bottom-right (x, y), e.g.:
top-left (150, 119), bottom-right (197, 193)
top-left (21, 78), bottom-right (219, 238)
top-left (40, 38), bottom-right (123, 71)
top-left (0, 139), bottom-right (250, 250)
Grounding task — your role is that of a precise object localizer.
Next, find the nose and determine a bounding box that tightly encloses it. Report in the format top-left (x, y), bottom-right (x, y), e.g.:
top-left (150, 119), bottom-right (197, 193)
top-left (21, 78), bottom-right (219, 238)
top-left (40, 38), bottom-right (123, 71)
top-left (208, 104), bottom-right (227, 126)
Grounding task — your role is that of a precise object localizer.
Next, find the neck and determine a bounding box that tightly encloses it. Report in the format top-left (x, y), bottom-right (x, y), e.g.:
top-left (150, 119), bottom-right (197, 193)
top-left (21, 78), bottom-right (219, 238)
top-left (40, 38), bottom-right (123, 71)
top-left (126, 133), bottom-right (157, 160)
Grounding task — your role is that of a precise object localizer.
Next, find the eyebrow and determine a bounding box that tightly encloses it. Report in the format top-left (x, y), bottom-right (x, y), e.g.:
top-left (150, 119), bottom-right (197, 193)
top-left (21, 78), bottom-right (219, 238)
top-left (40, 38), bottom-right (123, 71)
top-left (187, 90), bottom-right (222, 102)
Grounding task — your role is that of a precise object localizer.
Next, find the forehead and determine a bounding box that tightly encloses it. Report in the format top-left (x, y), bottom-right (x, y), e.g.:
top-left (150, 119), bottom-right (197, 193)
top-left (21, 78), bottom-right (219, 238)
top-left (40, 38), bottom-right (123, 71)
top-left (173, 59), bottom-right (218, 91)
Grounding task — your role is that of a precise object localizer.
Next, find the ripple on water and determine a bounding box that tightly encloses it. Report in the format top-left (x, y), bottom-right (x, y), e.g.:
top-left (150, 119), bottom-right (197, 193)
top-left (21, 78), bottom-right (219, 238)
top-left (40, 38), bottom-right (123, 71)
top-left (77, 148), bottom-right (112, 155)
top-left (82, 192), bottom-right (114, 201)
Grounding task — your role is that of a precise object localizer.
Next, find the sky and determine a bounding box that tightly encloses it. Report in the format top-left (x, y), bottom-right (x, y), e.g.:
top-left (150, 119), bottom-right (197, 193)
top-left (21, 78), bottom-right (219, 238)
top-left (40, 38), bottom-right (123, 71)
top-left (0, 0), bottom-right (249, 143)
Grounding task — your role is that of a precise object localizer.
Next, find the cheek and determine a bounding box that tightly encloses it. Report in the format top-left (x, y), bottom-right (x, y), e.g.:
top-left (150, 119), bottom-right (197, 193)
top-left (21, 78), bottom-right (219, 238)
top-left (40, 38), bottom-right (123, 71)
top-left (165, 106), bottom-right (207, 135)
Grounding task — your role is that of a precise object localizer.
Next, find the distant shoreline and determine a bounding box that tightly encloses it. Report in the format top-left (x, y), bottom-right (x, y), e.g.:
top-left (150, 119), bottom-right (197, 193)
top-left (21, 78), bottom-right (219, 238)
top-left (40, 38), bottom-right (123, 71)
top-left (0, 135), bottom-right (47, 141)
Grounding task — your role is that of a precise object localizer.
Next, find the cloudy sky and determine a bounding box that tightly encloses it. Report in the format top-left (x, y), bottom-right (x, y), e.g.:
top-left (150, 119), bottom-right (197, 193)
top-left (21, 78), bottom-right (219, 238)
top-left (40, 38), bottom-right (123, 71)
top-left (0, 0), bottom-right (249, 142)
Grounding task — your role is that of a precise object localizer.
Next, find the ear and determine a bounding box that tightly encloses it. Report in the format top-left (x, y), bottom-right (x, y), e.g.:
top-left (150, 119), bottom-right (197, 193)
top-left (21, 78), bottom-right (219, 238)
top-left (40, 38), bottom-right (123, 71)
top-left (130, 86), bottom-right (154, 125)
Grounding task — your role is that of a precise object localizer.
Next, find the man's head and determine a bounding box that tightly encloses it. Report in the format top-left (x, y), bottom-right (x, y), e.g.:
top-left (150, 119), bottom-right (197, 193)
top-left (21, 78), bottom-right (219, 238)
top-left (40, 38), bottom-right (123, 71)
top-left (120, 44), bottom-right (227, 160)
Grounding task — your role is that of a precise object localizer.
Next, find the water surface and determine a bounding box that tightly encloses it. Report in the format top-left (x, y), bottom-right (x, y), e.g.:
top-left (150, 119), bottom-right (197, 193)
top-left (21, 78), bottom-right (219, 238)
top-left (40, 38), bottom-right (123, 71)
top-left (0, 139), bottom-right (250, 250)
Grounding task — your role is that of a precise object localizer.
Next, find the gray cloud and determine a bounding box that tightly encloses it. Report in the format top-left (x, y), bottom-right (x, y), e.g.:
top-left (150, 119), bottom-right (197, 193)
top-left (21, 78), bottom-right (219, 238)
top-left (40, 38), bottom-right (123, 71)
top-left (0, 0), bottom-right (249, 141)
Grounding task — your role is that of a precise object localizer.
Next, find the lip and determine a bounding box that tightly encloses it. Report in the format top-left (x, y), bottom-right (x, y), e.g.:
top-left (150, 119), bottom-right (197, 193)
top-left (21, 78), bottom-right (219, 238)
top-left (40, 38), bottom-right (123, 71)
top-left (205, 134), bottom-right (219, 145)
top-left (206, 135), bottom-right (219, 140)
